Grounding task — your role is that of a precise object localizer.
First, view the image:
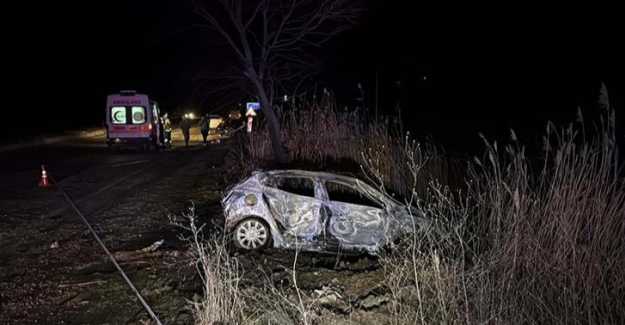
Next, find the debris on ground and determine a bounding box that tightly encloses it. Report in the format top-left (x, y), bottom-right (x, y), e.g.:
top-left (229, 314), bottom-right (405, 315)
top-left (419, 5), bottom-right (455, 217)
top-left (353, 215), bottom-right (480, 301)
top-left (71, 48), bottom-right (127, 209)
top-left (140, 239), bottom-right (164, 253)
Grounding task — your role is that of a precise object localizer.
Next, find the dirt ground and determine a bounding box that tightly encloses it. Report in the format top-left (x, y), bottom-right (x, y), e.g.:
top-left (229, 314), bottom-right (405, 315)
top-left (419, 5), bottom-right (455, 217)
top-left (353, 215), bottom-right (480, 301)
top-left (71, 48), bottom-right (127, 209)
top-left (0, 139), bottom-right (229, 324)
top-left (0, 138), bottom-right (390, 325)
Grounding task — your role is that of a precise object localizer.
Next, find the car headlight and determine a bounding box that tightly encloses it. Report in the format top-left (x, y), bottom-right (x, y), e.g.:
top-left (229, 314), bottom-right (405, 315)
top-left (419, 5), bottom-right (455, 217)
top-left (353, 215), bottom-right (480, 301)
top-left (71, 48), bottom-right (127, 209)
top-left (244, 194), bottom-right (257, 206)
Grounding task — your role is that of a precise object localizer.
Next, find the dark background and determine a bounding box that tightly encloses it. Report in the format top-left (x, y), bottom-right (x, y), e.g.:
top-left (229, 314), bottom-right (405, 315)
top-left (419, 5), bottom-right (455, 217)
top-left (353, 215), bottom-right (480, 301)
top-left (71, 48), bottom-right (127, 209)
top-left (5, 1), bottom-right (623, 154)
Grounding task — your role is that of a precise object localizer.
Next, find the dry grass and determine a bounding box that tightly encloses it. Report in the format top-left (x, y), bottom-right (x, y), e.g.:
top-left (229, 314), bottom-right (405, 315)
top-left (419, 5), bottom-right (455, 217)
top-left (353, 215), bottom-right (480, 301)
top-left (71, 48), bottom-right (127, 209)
top-left (463, 111), bottom-right (625, 323)
top-left (171, 206), bottom-right (248, 325)
top-left (368, 109), bottom-right (625, 324)
top-left (173, 206), bottom-right (319, 325)
top-left (224, 101), bottom-right (625, 324)
top-left (243, 101), bottom-right (462, 198)
top-left (248, 241), bottom-right (321, 325)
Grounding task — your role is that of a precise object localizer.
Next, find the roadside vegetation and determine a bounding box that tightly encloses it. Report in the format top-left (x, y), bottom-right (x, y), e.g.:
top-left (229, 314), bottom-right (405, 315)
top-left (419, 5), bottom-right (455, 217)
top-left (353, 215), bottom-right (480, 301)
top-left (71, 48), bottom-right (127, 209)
top-left (187, 98), bottom-right (625, 324)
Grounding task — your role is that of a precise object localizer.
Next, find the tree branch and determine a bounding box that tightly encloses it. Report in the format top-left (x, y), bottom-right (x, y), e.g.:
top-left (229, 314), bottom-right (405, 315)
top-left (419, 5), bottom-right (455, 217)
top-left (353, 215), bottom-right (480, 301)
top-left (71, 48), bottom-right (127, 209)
top-left (192, 0), bottom-right (246, 62)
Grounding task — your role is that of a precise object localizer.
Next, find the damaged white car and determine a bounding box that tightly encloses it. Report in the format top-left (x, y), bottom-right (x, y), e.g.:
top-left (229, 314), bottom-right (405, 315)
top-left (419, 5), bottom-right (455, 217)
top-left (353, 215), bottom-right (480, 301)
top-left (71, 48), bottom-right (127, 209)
top-left (221, 170), bottom-right (428, 254)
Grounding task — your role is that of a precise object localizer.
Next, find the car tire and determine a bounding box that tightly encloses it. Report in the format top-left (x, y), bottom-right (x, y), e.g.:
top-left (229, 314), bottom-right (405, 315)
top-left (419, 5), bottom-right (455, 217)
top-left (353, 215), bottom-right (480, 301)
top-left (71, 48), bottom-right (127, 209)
top-left (232, 218), bottom-right (271, 251)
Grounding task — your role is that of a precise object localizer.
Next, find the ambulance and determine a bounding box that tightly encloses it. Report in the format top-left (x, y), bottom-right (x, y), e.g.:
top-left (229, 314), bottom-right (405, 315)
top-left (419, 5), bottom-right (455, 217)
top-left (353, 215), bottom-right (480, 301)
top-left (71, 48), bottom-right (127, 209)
top-left (105, 90), bottom-right (163, 150)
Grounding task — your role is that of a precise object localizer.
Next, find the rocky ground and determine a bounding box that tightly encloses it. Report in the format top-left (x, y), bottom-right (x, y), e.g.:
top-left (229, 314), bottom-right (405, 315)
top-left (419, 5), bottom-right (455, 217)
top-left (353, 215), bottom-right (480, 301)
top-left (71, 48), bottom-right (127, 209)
top-left (0, 137), bottom-right (394, 325)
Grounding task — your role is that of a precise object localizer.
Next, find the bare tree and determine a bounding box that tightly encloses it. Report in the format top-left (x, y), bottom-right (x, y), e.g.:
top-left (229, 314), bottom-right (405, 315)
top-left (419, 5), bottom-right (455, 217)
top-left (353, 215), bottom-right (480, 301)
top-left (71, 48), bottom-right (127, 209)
top-left (193, 0), bottom-right (360, 163)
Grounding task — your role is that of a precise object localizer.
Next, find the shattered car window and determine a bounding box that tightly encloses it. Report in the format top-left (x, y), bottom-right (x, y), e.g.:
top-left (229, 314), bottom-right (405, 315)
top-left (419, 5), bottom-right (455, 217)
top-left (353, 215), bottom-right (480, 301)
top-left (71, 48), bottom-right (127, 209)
top-left (325, 181), bottom-right (385, 209)
top-left (268, 176), bottom-right (315, 198)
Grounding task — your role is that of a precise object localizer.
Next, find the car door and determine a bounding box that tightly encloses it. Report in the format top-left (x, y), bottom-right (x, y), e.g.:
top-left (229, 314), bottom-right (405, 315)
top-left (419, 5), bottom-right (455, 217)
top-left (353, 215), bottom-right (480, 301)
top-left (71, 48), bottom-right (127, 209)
top-left (262, 176), bottom-right (324, 242)
top-left (322, 180), bottom-right (388, 248)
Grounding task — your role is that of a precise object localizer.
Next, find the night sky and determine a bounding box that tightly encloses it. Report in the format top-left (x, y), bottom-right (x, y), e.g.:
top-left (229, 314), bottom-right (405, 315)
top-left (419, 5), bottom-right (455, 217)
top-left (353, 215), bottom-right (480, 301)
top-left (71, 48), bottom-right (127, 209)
top-left (6, 1), bottom-right (623, 154)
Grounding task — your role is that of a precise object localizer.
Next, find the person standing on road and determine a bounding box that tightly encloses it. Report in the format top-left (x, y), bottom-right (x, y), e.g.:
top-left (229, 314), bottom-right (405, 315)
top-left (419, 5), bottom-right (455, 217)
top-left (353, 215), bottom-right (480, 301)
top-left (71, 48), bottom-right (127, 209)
top-left (162, 113), bottom-right (172, 148)
top-left (180, 115), bottom-right (192, 147)
top-left (199, 114), bottom-right (209, 145)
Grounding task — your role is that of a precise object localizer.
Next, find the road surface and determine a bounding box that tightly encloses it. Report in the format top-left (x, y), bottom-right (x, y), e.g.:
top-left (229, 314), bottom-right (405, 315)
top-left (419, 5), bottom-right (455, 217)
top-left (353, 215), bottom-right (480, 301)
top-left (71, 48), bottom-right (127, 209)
top-left (0, 128), bottom-right (386, 325)
top-left (0, 129), bottom-right (233, 324)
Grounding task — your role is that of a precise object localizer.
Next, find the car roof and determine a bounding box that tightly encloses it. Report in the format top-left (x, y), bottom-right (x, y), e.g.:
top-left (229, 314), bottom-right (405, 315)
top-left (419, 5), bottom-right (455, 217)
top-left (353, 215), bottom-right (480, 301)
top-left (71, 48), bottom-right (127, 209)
top-left (259, 169), bottom-right (360, 184)
top-left (251, 169), bottom-right (405, 207)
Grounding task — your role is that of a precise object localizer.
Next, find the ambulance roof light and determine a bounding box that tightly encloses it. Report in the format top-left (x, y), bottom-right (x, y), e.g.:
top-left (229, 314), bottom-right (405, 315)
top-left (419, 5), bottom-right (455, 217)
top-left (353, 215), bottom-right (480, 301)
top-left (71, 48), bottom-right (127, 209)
top-left (120, 90), bottom-right (137, 96)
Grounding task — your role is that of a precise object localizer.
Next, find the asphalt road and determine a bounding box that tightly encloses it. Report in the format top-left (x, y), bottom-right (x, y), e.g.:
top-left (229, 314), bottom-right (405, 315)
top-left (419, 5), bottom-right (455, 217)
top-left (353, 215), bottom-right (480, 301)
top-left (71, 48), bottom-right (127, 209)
top-left (0, 130), bottom-right (233, 324)
top-left (0, 127), bottom-right (215, 186)
top-left (0, 129), bottom-right (390, 325)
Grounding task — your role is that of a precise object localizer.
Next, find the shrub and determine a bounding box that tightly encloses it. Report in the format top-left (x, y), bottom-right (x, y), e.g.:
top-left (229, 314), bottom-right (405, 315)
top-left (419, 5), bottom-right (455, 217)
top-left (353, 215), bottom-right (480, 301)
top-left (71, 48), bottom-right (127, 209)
top-left (228, 99), bottom-right (624, 324)
top-left (368, 109), bottom-right (625, 324)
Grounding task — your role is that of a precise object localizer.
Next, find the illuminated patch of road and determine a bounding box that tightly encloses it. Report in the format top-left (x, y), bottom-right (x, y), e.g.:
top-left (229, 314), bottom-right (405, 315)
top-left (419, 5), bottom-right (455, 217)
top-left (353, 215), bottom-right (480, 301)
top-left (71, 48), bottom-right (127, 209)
top-left (111, 159), bottom-right (151, 168)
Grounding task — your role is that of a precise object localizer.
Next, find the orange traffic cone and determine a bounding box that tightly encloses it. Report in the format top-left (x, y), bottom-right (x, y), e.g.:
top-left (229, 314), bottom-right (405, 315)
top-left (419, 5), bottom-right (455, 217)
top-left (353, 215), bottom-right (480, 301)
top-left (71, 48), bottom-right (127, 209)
top-left (39, 165), bottom-right (50, 188)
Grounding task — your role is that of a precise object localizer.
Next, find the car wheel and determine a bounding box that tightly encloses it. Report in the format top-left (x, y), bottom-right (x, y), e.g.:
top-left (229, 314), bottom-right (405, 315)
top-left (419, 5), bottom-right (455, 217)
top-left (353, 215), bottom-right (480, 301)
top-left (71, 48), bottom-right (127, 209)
top-left (233, 218), bottom-right (271, 251)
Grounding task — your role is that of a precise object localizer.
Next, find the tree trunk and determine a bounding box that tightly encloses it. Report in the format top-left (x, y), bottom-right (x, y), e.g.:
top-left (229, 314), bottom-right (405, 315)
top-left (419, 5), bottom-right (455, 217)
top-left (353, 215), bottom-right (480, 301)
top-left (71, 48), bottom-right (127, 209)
top-left (257, 85), bottom-right (289, 164)
top-left (263, 99), bottom-right (288, 165)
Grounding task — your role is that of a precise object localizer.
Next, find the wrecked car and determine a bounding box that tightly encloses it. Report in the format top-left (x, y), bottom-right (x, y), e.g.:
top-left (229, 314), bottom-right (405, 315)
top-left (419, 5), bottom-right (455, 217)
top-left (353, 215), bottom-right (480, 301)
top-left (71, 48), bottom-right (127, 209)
top-left (221, 170), bottom-right (428, 254)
